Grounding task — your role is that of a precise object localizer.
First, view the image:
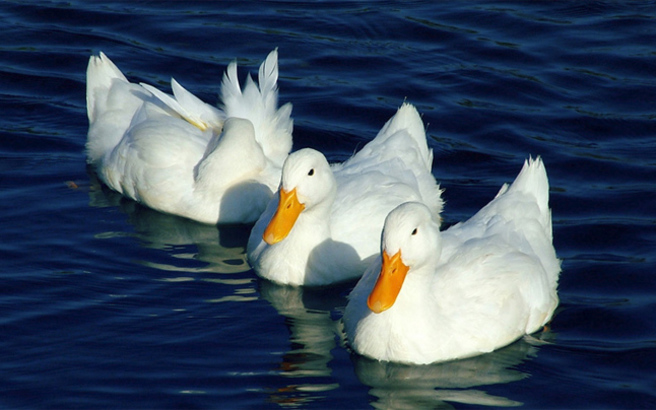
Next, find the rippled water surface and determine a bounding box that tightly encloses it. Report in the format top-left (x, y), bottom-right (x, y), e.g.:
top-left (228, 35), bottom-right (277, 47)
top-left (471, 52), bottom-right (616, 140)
top-left (1, 1), bottom-right (655, 408)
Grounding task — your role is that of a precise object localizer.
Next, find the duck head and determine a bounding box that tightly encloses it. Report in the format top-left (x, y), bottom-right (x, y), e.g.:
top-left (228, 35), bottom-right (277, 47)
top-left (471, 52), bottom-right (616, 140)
top-left (263, 148), bottom-right (336, 245)
top-left (367, 202), bottom-right (442, 313)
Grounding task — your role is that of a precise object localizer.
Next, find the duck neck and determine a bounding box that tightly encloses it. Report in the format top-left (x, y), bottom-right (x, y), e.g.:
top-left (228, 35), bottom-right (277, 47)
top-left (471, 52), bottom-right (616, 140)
top-left (392, 252), bottom-right (440, 314)
top-left (298, 185), bottom-right (336, 238)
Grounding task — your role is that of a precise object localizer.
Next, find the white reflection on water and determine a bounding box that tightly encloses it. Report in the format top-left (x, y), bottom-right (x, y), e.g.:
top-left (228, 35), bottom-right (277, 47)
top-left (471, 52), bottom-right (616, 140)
top-left (258, 276), bottom-right (555, 408)
top-left (258, 280), bottom-right (344, 406)
top-left (351, 337), bottom-right (546, 409)
top-left (86, 172), bottom-right (254, 292)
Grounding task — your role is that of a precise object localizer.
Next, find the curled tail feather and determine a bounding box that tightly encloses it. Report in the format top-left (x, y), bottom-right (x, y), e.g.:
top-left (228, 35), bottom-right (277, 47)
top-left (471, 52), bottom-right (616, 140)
top-left (508, 156), bottom-right (550, 222)
top-left (220, 49), bottom-right (292, 167)
top-left (86, 52), bottom-right (127, 123)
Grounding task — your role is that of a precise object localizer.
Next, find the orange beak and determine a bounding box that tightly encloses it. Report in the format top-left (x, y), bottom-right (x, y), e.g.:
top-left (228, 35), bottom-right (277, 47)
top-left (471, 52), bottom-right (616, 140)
top-left (263, 188), bottom-right (305, 245)
top-left (367, 250), bottom-right (409, 314)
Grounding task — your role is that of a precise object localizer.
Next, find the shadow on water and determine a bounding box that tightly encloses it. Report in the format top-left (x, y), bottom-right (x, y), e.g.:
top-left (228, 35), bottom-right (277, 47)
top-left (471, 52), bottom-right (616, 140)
top-left (257, 276), bottom-right (556, 409)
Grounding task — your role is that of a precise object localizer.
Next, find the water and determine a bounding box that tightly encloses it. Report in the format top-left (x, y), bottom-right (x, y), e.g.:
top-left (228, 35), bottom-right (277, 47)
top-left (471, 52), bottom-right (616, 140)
top-left (1, 1), bottom-right (655, 408)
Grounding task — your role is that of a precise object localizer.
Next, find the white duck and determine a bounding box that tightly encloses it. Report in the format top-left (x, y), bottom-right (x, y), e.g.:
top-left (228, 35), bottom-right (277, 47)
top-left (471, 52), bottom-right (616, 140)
top-left (344, 157), bottom-right (560, 365)
top-left (247, 103), bottom-right (444, 286)
top-left (85, 49), bottom-right (292, 224)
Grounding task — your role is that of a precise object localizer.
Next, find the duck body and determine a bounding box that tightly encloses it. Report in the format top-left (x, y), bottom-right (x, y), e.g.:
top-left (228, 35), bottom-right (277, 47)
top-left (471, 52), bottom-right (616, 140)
top-left (344, 157), bottom-right (560, 365)
top-left (247, 103), bottom-right (444, 286)
top-left (85, 50), bottom-right (292, 224)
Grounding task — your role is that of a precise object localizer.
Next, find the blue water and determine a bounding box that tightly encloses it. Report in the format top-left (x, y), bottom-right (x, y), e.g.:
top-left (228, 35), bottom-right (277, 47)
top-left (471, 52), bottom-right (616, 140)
top-left (1, 1), bottom-right (655, 408)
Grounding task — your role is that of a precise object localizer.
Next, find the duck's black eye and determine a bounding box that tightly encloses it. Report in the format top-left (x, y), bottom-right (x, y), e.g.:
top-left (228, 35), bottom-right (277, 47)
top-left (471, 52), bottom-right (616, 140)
top-left (308, 169), bottom-right (315, 176)
top-left (411, 228), bottom-right (418, 236)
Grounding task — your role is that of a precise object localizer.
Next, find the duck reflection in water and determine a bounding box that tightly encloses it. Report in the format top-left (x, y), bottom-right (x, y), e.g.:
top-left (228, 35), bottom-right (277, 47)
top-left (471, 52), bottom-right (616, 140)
top-left (84, 170), bottom-right (252, 278)
top-left (350, 331), bottom-right (555, 409)
top-left (258, 279), bottom-right (347, 406)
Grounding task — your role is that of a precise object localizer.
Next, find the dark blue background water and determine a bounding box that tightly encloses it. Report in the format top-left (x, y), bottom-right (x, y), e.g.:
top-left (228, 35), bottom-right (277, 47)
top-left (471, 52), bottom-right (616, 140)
top-left (1, 1), bottom-right (655, 408)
